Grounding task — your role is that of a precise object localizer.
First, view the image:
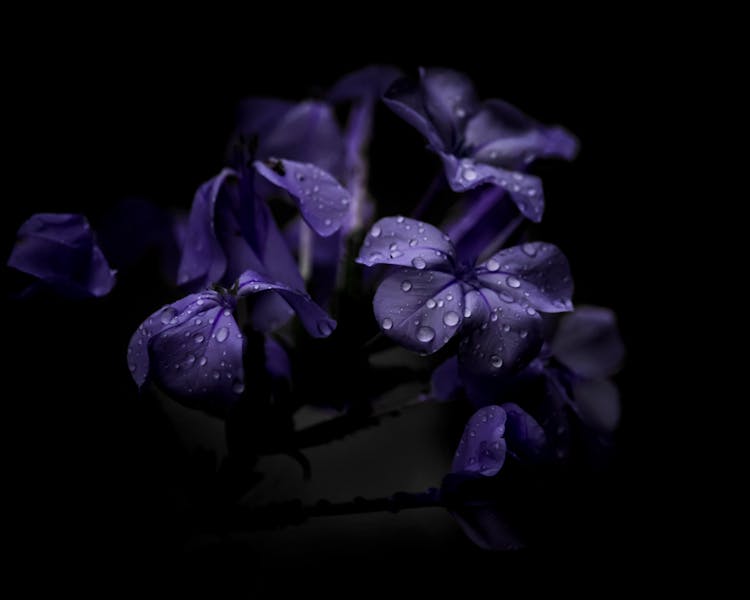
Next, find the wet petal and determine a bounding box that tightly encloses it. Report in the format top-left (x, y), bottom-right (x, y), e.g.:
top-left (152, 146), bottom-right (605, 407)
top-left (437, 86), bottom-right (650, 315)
top-left (459, 289), bottom-right (543, 376)
top-left (440, 153), bottom-right (545, 222)
top-left (451, 405), bottom-right (507, 476)
top-left (420, 67), bottom-right (480, 145)
top-left (476, 242), bottom-right (573, 313)
top-left (254, 159), bottom-right (351, 237)
top-left (503, 402), bottom-right (548, 460)
top-left (551, 306), bottom-right (625, 378)
top-left (572, 378), bottom-right (621, 433)
top-left (8, 213), bottom-right (116, 298)
top-left (237, 269), bottom-right (336, 338)
top-left (383, 76), bottom-right (445, 150)
top-left (355, 216), bottom-right (455, 271)
top-left (373, 268), bottom-right (464, 354)
top-left (177, 169), bottom-right (235, 288)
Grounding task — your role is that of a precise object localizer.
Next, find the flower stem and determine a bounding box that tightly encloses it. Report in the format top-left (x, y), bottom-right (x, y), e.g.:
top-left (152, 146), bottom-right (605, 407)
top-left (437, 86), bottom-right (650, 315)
top-left (411, 171), bottom-right (445, 219)
top-left (477, 214), bottom-right (525, 262)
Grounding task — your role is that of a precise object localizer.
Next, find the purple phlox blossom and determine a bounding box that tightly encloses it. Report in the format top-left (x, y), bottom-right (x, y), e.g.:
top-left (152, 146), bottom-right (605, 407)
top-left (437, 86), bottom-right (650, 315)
top-left (8, 213), bottom-right (116, 298)
top-left (384, 67), bottom-right (578, 222)
top-left (356, 216), bottom-right (573, 376)
top-left (128, 269), bottom-right (335, 415)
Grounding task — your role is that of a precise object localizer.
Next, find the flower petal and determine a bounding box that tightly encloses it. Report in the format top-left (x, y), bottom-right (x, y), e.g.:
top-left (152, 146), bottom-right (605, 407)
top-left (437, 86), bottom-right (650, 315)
top-left (431, 356), bottom-right (461, 402)
top-left (328, 65), bottom-right (403, 102)
top-left (459, 289), bottom-right (543, 376)
top-left (254, 159), bottom-right (351, 237)
top-left (383, 76), bottom-right (445, 150)
top-left (373, 268), bottom-right (464, 354)
top-left (355, 216), bottom-right (456, 271)
top-left (503, 402), bottom-right (548, 460)
top-left (237, 269), bottom-right (336, 338)
top-left (465, 99), bottom-right (579, 168)
top-left (8, 213), bottom-right (116, 298)
top-left (177, 169), bottom-right (235, 288)
top-left (551, 306), bottom-right (625, 378)
top-left (451, 405), bottom-right (507, 477)
top-left (476, 242), bottom-right (573, 313)
top-left (440, 153), bottom-right (545, 222)
top-left (420, 67), bottom-right (480, 145)
top-left (571, 378), bottom-right (621, 433)
top-left (235, 97), bottom-right (295, 140)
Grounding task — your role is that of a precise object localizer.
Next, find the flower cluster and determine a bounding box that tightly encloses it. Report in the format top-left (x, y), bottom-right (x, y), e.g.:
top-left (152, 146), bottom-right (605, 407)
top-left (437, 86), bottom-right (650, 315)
top-left (7, 66), bottom-right (623, 549)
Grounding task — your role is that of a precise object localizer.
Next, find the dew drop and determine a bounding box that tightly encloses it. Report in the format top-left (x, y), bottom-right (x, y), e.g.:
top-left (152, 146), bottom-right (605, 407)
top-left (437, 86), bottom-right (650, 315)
top-left (198, 356), bottom-right (208, 366)
top-left (499, 291), bottom-right (515, 303)
top-left (371, 225), bottom-right (381, 237)
top-left (401, 280), bottom-right (412, 292)
top-left (437, 300), bottom-right (445, 308)
top-left (462, 166), bottom-right (477, 181)
top-left (215, 327), bottom-right (229, 342)
top-left (426, 299), bottom-right (436, 309)
top-left (409, 238), bottom-right (418, 247)
top-left (490, 355), bottom-right (503, 369)
top-left (455, 106), bottom-right (466, 118)
top-left (522, 243), bottom-right (537, 257)
top-left (486, 258), bottom-right (500, 272)
top-left (194, 318), bottom-right (202, 326)
top-left (389, 242), bottom-right (398, 251)
top-left (232, 382), bottom-right (245, 394)
top-left (183, 354), bottom-right (196, 368)
top-left (507, 275), bottom-right (521, 288)
top-left (443, 311), bottom-right (460, 327)
top-left (396, 216), bottom-right (405, 223)
top-left (416, 326), bottom-right (435, 343)
top-left (160, 307), bottom-right (177, 324)
top-left (390, 250), bottom-right (403, 258)
top-left (520, 330), bottom-right (528, 339)
top-left (463, 307), bottom-right (472, 318)
top-left (412, 257), bottom-right (426, 270)
top-left (526, 307), bottom-right (538, 316)
top-left (128, 363), bottom-right (136, 372)
top-left (381, 317), bottom-right (393, 330)
top-left (211, 370), bottom-right (220, 380)
top-left (324, 218), bottom-right (332, 227)
top-left (490, 312), bottom-right (498, 322)
top-left (502, 324), bottom-right (511, 333)
top-left (368, 251), bottom-right (383, 262)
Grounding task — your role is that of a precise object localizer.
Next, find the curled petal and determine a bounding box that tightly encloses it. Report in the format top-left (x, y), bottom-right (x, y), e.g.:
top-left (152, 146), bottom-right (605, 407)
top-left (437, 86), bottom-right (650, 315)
top-left (451, 405), bottom-right (507, 477)
top-left (383, 76), bottom-right (445, 150)
top-left (503, 402), bottom-right (548, 460)
top-left (420, 67), bottom-right (480, 143)
top-left (440, 153), bottom-right (545, 222)
top-left (356, 216), bottom-right (455, 271)
top-left (477, 242), bottom-right (573, 313)
top-left (373, 268), bottom-right (464, 354)
top-left (551, 306), bottom-right (625, 378)
top-left (459, 289), bottom-right (543, 376)
top-left (237, 270), bottom-right (336, 338)
top-left (254, 159), bottom-right (351, 237)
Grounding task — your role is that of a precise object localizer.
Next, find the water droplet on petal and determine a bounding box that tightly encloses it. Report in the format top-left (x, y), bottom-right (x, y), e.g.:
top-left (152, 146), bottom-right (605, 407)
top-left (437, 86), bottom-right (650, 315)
top-left (522, 243), bottom-right (537, 257)
top-left (416, 326), bottom-right (435, 343)
top-left (216, 327), bottom-right (229, 342)
top-left (318, 321), bottom-right (333, 336)
top-left (526, 307), bottom-right (538, 316)
top-left (463, 307), bottom-right (472, 318)
top-left (409, 238), bottom-right (418, 247)
top-left (128, 363), bottom-right (136, 372)
top-left (443, 311), bottom-right (460, 327)
top-left (455, 106), bottom-right (466, 118)
top-left (212, 370), bottom-right (220, 380)
top-left (502, 324), bottom-right (511, 332)
top-left (490, 355), bottom-right (503, 368)
top-left (401, 280), bottom-right (412, 292)
top-left (160, 307), bottom-right (177, 324)
top-left (381, 317), bottom-right (393, 330)
top-left (412, 257), bottom-right (426, 270)
top-left (426, 299), bottom-right (436, 309)
top-left (462, 165), bottom-right (477, 181)
top-left (199, 356), bottom-right (208, 366)
top-left (507, 276), bottom-right (521, 288)
top-left (232, 382), bottom-right (245, 394)
top-left (396, 216), bottom-right (405, 223)
top-left (499, 291), bottom-right (515, 303)
top-left (490, 312), bottom-right (498, 322)
top-left (371, 225), bottom-right (381, 237)
top-left (486, 258), bottom-right (500, 272)
top-left (324, 218), bottom-right (332, 227)
top-left (183, 354), bottom-right (196, 368)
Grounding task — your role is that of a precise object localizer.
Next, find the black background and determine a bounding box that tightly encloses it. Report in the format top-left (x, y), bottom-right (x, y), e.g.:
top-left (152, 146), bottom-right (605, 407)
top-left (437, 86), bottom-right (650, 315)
top-left (3, 22), bottom-right (676, 589)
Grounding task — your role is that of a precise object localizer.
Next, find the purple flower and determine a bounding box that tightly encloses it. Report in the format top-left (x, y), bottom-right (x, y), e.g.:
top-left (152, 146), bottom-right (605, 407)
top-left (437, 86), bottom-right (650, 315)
top-left (452, 405), bottom-right (507, 477)
top-left (384, 68), bottom-right (578, 222)
top-left (357, 216), bottom-right (573, 375)
top-left (8, 213), bottom-right (116, 298)
top-left (128, 269), bottom-right (335, 415)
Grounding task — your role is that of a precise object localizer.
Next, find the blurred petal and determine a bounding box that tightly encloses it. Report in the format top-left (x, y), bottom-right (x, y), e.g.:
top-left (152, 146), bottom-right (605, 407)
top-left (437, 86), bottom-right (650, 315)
top-left (551, 306), bottom-right (625, 378)
top-left (328, 65), bottom-right (403, 102)
top-left (431, 356), bottom-right (461, 402)
top-left (476, 242), bottom-right (574, 313)
top-left (235, 97), bottom-right (295, 139)
top-left (373, 268), bottom-right (464, 354)
top-left (420, 67), bottom-right (480, 145)
top-left (8, 213), bottom-right (115, 298)
top-left (440, 153), bottom-right (545, 222)
top-left (459, 289), bottom-right (543, 376)
top-left (356, 216), bottom-right (455, 271)
top-left (237, 269), bottom-right (336, 338)
top-left (177, 169), bottom-right (235, 288)
top-left (450, 505), bottom-right (524, 551)
top-left (264, 337), bottom-right (291, 382)
top-left (503, 402), bottom-right (548, 460)
top-left (254, 159), bottom-right (351, 237)
top-left (451, 405), bottom-right (507, 476)
top-left (572, 378), bottom-right (621, 433)
top-left (383, 76), bottom-right (445, 150)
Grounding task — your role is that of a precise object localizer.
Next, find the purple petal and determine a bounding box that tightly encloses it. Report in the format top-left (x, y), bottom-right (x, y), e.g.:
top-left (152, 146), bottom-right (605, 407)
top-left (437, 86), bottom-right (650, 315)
top-left (571, 378), bottom-right (621, 433)
top-left (128, 291), bottom-right (245, 415)
top-left (503, 402), bottom-right (548, 460)
top-left (451, 405), bottom-right (507, 476)
top-left (465, 100), bottom-right (579, 167)
top-left (551, 306), bottom-right (625, 378)
top-left (420, 67), bottom-right (480, 144)
top-left (259, 101), bottom-right (345, 176)
top-left (476, 242), bottom-right (573, 313)
top-left (383, 76), bottom-right (445, 150)
top-left (373, 268), bottom-right (464, 354)
top-left (431, 356), bottom-right (461, 402)
top-left (264, 337), bottom-right (291, 382)
top-left (254, 159), bottom-right (351, 237)
top-left (177, 169), bottom-right (235, 288)
top-left (459, 289), bottom-right (543, 376)
top-left (237, 270), bottom-right (336, 338)
top-left (440, 153), bottom-right (545, 222)
top-left (8, 213), bottom-right (116, 298)
top-left (235, 97), bottom-right (295, 139)
top-left (356, 216), bottom-right (456, 271)
top-left (328, 65), bottom-right (403, 102)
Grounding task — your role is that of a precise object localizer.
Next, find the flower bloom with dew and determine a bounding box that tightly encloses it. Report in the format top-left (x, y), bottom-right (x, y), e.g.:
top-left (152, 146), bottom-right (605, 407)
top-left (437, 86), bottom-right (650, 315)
top-left (384, 68), bottom-right (578, 222)
top-left (357, 216), bottom-right (573, 376)
top-left (8, 213), bottom-right (116, 298)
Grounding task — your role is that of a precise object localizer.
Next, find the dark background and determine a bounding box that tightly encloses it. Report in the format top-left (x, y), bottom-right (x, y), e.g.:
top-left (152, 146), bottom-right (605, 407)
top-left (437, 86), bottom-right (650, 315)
top-left (3, 23), bottom-right (676, 588)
